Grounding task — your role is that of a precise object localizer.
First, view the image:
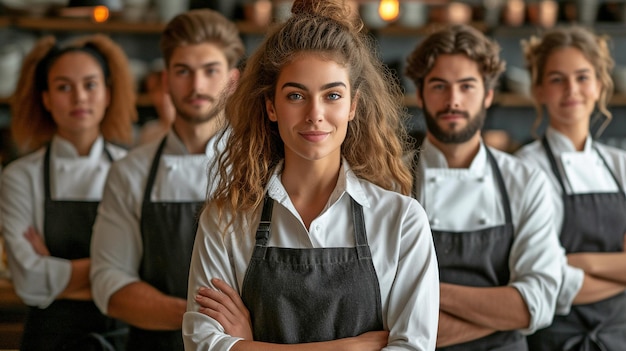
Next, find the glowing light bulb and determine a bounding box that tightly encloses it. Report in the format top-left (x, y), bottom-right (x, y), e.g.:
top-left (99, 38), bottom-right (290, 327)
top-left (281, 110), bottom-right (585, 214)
top-left (92, 6), bottom-right (109, 23)
top-left (378, 0), bottom-right (399, 22)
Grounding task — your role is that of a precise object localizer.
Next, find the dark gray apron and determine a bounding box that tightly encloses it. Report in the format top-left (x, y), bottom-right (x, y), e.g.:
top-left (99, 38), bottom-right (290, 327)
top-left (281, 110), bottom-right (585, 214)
top-left (416, 148), bottom-right (527, 351)
top-left (21, 144), bottom-right (128, 351)
top-left (126, 137), bottom-right (204, 351)
top-left (240, 195), bottom-right (384, 343)
top-left (526, 137), bottom-right (626, 351)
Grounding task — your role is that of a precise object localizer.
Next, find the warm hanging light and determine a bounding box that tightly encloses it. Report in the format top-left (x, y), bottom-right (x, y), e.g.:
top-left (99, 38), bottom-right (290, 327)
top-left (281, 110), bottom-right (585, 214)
top-left (92, 5), bottom-right (110, 22)
top-left (378, 0), bottom-right (399, 22)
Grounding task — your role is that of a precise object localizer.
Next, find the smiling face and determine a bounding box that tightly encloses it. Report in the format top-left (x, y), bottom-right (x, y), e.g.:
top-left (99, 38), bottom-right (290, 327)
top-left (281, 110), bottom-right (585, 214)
top-left (266, 54), bottom-right (356, 168)
top-left (42, 51), bottom-right (110, 142)
top-left (165, 43), bottom-right (236, 125)
top-left (418, 54), bottom-right (493, 144)
top-left (535, 46), bottom-right (601, 131)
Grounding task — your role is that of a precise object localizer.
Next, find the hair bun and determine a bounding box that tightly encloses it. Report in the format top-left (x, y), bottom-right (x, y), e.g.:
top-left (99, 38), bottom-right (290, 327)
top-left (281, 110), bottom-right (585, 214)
top-left (291, 0), bottom-right (356, 28)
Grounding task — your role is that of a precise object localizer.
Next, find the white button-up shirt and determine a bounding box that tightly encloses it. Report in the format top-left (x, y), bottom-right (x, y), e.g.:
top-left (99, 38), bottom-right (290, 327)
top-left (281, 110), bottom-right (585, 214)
top-left (516, 126), bottom-right (626, 315)
top-left (415, 139), bottom-right (562, 334)
top-left (183, 160), bottom-right (440, 351)
top-left (1, 136), bottom-right (126, 308)
top-left (90, 130), bottom-right (221, 314)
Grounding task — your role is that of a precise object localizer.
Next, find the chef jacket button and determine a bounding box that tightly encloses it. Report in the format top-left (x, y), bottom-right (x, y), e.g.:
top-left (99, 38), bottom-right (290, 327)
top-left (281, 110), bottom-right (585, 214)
top-left (430, 177), bottom-right (438, 183)
top-left (315, 225), bottom-right (321, 231)
top-left (479, 217), bottom-right (488, 225)
top-left (430, 218), bottom-right (439, 226)
top-left (477, 176), bottom-right (485, 182)
top-left (167, 164), bottom-right (177, 171)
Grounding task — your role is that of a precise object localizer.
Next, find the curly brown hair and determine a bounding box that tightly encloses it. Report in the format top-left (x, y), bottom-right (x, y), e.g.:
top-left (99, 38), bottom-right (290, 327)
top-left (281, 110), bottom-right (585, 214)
top-left (522, 26), bottom-right (614, 137)
top-left (10, 34), bottom-right (137, 154)
top-left (211, 0), bottom-right (412, 228)
top-left (405, 24), bottom-right (505, 95)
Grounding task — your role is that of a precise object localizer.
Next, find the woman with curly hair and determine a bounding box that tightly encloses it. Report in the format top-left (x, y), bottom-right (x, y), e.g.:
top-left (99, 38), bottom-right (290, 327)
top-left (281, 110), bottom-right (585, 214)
top-left (1, 34), bottom-right (136, 350)
top-left (517, 25), bottom-right (626, 350)
top-left (182, 0), bottom-right (439, 350)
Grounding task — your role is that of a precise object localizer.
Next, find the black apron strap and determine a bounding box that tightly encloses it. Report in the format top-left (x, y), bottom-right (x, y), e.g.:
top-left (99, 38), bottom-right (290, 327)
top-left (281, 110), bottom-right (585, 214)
top-left (142, 136), bottom-right (168, 205)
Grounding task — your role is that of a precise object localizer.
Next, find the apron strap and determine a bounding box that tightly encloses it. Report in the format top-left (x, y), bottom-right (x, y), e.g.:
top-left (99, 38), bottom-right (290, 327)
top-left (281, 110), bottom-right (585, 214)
top-left (351, 197), bottom-right (372, 259)
top-left (593, 142), bottom-right (626, 197)
top-left (252, 195), bottom-right (273, 259)
top-left (485, 147), bottom-right (513, 226)
top-left (142, 136), bottom-right (168, 205)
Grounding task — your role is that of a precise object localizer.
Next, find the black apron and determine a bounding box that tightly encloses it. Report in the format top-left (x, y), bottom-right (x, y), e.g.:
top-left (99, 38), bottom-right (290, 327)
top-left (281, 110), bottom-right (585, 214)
top-left (420, 148), bottom-right (527, 351)
top-left (526, 137), bottom-right (626, 351)
top-left (240, 195), bottom-right (384, 343)
top-left (21, 143), bottom-right (128, 351)
top-left (126, 136), bottom-right (204, 351)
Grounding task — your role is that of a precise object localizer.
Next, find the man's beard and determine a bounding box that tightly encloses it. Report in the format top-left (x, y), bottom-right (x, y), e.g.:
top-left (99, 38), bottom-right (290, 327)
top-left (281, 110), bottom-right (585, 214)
top-left (424, 104), bottom-right (487, 144)
top-left (173, 94), bottom-right (222, 125)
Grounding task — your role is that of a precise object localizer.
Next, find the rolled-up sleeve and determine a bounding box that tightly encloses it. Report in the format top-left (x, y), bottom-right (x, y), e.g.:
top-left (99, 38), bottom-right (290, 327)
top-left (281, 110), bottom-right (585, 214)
top-left (1, 160), bottom-right (71, 308)
top-left (183, 207), bottom-right (244, 351)
top-left (90, 161), bottom-right (143, 314)
top-left (508, 169), bottom-right (562, 334)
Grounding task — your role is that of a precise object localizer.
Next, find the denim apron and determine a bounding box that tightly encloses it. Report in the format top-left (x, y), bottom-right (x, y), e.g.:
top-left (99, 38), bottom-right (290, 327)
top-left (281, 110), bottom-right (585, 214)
top-left (526, 137), bottom-right (626, 351)
top-left (419, 148), bottom-right (527, 351)
top-left (240, 195), bottom-right (384, 343)
top-left (21, 143), bottom-right (128, 351)
top-left (126, 137), bottom-right (204, 351)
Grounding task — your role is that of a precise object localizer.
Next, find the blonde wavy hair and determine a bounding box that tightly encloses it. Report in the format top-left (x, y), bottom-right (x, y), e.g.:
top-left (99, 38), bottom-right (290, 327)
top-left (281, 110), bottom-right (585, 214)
top-left (405, 24), bottom-right (505, 95)
top-left (10, 34), bottom-right (137, 154)
top-left (522, 26), bottom-right (614, 138)
top-left (211, 0), bottom-right (412, 227)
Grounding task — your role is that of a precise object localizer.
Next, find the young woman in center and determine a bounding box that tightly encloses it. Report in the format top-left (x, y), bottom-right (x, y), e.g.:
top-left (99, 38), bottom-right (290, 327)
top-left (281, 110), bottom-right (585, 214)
top-left (182, 0), bottom-right (439, 350)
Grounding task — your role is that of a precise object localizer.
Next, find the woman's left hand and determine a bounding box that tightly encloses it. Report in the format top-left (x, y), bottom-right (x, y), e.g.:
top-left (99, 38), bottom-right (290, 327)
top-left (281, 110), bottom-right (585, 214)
top-left (195, 278), bottom-right (253, 340)
top-left (23, 226), bottom-right (50, 256)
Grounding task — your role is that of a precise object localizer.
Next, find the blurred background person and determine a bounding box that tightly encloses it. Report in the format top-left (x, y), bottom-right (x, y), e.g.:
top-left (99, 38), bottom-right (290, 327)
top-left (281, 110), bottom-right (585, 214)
top-left (518, 25), bottom-right (626, 350)
top-left (1, 34), bottom-right (136, 351)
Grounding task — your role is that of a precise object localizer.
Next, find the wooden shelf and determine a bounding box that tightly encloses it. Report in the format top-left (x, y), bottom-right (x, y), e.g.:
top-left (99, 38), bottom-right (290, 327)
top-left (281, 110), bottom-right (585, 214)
top-left (13, 16), bottom-right (166, 34)
top-left (0, 16), bottom-right (10, 28)
top-left (3, 16), bottom-right (269, 35)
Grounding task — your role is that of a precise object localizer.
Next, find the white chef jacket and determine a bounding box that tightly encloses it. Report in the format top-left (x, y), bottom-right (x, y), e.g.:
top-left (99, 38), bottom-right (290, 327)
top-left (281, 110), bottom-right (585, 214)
top-left (516, 126), bottom-right (626, 315)
top-left (183, 160), bottom-right (440, 351)
top-left (414, 138), bottom-right (562, 334)
top-left (0, 135), bottom-right (126, 308)
top-left (90, 129), bottom-right (223, 314)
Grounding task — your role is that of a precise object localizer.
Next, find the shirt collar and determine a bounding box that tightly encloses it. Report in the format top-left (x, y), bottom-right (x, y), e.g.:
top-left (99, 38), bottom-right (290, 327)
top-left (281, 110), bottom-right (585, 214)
top-left (421, 137), bottom-right (488, 173)
top-left (266, 158), bottom-right (371, 210)
top-left (165, 128), bottom-right (226, 157)
top-left (51, 134), bottom-right (104, 161)
top-left (546, 126), bottom-right (593, 154)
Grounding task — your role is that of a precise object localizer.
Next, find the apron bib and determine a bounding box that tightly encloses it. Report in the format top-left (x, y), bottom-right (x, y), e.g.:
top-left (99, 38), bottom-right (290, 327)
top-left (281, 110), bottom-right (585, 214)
top-left (126, 136), bottom-right (203, 351)
top-left (21, 144), bottom-right (127, 351)
top-left (526, 137), bottom-right (626, 351)
top-left (422, 148), bottom-right (527, 351)
top-left (240, 195), bottom-right (384, 343)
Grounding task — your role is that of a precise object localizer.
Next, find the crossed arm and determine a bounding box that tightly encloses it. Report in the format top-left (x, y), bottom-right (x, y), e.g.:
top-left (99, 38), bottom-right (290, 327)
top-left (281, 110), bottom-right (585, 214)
top-left (569, 233), bottom-right (626, 305)
top-left (436, 283), bottom-right (530, 347)
top-left (23, 227), bottom-right (92, 301)
top-left (194, 278), bottom-right (388, 351)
